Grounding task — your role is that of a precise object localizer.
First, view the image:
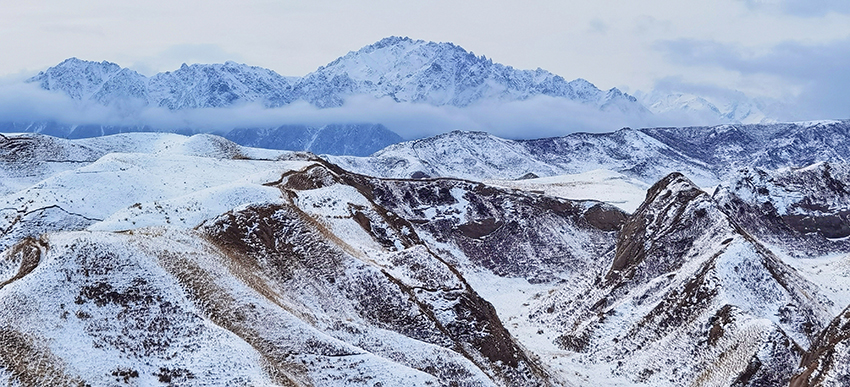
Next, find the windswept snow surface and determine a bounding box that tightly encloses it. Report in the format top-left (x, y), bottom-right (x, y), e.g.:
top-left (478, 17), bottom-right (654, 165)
top-left (486, 169), bottom-right (649, 213)
top-left (0, 132), bottom-right (311, 251)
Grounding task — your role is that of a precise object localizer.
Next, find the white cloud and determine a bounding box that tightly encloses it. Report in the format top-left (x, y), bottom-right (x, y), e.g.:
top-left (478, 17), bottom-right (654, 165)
top-left (0, 83), bottom-right (721, 139)
top-left (656, 37), bottom-right (850, 120)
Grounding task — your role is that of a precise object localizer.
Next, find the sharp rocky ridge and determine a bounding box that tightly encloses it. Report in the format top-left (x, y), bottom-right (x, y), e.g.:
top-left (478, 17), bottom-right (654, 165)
top-left (28, 37), bottom-right (642, 111)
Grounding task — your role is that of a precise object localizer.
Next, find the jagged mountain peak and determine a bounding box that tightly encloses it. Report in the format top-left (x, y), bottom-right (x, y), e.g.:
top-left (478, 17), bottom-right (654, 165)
top-left (645, 171), bottom-right (703, 202)
top-left (23, 37), bottom-right (648, 116)
top-left (607, 171), bottom-right (710, 282)
top-left (297, 36), bottom-right (643, 109)
top-left (29, 58), bottom-right (145, 102)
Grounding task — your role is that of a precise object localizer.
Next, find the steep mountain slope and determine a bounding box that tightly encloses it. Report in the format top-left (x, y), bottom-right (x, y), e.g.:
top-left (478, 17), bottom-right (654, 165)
top-left (1, 132), bottom-right (585, 386)
top-left (2, 131), bottom-right (850, 386)
top-left (641, 120), bottom-right (850, 176)
top-left (792, 305), bottom-right (850, 387)
top-left (523, 173), bottom-right (835, 385)
top-left (0, 223), bottom-right (547, 386)
top-left (713, 162), bottom-right (850, 257)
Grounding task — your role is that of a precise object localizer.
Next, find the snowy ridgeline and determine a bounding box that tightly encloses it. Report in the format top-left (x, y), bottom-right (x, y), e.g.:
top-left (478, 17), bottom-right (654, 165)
top-left (328, 119), bottom-right (850, 187)
top-left (15, 36), bottom-right (778, 141)
top-left (30, 37), bottom-right (640, 110)
top-left (0, 130), bottom-right (849, 386)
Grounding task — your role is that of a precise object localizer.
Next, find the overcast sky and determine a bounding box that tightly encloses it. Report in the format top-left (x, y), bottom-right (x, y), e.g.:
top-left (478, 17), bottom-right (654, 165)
top-left (1, 0), bottom-right (848, 122)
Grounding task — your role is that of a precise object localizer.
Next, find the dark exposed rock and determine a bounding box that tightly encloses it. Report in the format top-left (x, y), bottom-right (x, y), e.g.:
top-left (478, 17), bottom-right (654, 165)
top-left (714, 163), bottom-right (850, 257)
top-left (606, 172), bottom-right (707, 283)
top-left (791, 305), bottom-right (850, 387)
top-left (200, 192), bottom-right (552, 386)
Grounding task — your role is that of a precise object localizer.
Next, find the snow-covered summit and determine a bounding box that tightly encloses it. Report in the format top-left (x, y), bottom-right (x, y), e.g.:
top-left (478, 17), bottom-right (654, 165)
top-left (295, 36), bottom-right (644, 109)
top-left (29, 57), bottom-right (148, 105)
top-left (28, 37), bottom-right (645, 113)
top-left (29, 58), bottom-right (295, 109)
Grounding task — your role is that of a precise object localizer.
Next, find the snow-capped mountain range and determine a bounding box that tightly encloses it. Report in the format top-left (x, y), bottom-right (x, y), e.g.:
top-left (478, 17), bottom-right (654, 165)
top-left (15, 35), bottom-right (783, 140)
top-left (28, 37), bottom-right (644, 113)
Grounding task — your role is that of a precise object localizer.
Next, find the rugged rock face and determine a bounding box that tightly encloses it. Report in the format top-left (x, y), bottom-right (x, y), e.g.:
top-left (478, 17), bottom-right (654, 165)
top-left (714, 162), bottom-right (850, 256)
top-left (356, 171), bottom-right (625, 283)
top-left (525, 172), bottom-right (834, 386)
top-left (792, 305), bottom-right (850, 387)
top-left (641, 120), bottom-right (850, 177)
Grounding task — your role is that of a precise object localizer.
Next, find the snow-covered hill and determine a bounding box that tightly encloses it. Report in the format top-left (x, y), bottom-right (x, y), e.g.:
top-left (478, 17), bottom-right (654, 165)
top-left (2, 131), bottom-right (850, 386)
top-left (223, 123), bottom-right (402, 157)
top-left (0, 121), bottom-right (401, 157)
top-left (329, 120), bottom-right (850, 190)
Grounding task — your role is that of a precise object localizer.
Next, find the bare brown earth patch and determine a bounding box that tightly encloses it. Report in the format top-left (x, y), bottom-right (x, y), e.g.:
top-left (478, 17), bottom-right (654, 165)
top-left (0, 236), bottom-right (46, 290)
top-left (0, 328), bottom-right (87, 387)
top-left (157, 252), bottom-right (310, 387)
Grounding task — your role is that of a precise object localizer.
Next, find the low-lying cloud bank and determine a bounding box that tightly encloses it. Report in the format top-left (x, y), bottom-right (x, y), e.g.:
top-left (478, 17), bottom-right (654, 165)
top-left (0, 82), bottom-right (732, 140)
top-left (657, 36), bottom-right (850, 122)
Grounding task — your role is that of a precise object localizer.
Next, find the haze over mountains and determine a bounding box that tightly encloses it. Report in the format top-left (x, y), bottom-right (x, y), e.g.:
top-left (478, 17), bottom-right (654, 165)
top-left (2, 35), bottom-right (849, 386)
top-left (1, 36), bottom-right (781, 152)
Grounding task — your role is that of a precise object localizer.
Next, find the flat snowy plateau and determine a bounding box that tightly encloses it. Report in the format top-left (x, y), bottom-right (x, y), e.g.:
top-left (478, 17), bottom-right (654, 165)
top-left (1, 129), bottom-right (849, 387)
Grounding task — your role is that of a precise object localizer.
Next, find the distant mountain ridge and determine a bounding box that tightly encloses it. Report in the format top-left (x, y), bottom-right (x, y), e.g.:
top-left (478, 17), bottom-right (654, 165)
top-left (634, 89), bottom-right (775, 124)
top-left (328, 120), bottom-right (850, 186)
top-left (28, 37), bottom-right (644, 113)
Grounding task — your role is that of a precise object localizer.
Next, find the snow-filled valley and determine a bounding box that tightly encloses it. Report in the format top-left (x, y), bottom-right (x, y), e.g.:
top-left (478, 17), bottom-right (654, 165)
top-left (2, 128), bottom-right (850, 386)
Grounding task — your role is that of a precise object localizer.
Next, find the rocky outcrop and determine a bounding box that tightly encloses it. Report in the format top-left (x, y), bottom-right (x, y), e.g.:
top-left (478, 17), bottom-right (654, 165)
top-left (792, 305), bottom-right (850, 387)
